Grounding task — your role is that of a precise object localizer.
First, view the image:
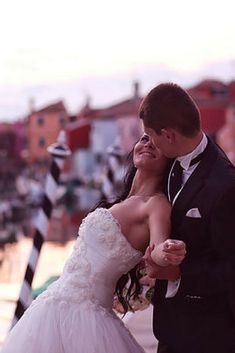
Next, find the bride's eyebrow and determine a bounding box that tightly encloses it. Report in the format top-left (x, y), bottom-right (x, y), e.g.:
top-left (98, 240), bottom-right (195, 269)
top-left (140, 133), bottom-right (150, 140)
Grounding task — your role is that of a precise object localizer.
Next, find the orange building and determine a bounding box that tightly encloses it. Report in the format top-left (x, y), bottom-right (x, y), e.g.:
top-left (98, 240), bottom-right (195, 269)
top-left (28, 101), bottom-right (69, 163)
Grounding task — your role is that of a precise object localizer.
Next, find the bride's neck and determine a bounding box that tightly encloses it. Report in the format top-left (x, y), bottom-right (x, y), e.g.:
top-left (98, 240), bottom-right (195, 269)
top-left (128, 171), bottom-right (163, 198)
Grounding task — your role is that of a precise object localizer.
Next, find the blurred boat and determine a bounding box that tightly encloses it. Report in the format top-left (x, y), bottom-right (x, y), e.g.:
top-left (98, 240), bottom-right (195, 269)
top-left (32, 276), bottom-right (59, 299)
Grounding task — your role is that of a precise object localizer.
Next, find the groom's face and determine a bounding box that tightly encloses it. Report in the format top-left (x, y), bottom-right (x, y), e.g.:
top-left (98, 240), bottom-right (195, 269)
top-left (144, 127), bottom-right (177, 158)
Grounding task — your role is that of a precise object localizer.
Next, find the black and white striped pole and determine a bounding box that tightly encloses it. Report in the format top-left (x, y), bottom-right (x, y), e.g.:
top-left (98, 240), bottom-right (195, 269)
top-left (11, 130), bottom-right (71, 328)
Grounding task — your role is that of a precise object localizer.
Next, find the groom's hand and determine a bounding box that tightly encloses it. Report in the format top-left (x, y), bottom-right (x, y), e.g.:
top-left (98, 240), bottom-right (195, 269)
top-left (143, 245), bottom-right (181, 281)
top-left (162, 239), bottom-right (186, 266)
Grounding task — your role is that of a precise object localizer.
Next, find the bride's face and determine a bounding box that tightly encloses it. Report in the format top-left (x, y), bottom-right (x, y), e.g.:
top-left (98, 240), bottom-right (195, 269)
top-left (133, 134), bottom-right (168, 174)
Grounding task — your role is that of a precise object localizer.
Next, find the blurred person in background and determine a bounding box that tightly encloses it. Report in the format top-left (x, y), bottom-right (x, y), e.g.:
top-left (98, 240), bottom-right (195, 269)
top-left (140, 83), bottom-right (235, 353)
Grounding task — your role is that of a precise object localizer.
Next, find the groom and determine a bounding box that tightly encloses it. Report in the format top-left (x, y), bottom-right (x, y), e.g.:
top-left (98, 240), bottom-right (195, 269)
top-left (139, 83), bottom-right (235, 353)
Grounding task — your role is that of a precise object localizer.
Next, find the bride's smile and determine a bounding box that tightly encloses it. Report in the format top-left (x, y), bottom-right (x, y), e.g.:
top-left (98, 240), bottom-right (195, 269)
top-left (133, 134), bottom-right (168, 175)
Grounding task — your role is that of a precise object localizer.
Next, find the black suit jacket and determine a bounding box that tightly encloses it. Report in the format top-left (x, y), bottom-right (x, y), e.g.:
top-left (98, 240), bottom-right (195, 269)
top-left (152, 138), bottom-right (235, 353)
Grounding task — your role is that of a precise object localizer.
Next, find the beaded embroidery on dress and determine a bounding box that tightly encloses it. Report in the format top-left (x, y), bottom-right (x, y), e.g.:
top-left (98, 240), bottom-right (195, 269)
top-left (1, 208), bottom-right (146, 353)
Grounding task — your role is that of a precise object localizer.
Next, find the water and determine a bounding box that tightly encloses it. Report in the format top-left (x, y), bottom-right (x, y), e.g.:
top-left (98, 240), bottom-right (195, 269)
top-left (0, 238), bottom-right (74, 345)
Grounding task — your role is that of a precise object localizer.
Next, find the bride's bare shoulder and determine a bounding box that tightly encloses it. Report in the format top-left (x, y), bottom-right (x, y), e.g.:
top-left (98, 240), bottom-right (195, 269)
top-left (147, 193), bottom-right (171, 212)
top-left (149, 192), bottom-right (169, 202)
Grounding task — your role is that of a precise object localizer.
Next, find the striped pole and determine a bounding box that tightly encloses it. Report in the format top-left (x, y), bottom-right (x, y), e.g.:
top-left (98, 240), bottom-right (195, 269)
top-left (11, 130), bottom-right (71, 328)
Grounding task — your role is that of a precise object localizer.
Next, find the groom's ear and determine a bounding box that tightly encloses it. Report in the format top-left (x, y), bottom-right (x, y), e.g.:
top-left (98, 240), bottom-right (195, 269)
top-left (161, 128), bottom-right (176, 144)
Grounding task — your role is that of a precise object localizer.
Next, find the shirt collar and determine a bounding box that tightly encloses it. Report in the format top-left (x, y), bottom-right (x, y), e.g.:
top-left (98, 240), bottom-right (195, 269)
top-left (177, 133), bottom-right (208, 170)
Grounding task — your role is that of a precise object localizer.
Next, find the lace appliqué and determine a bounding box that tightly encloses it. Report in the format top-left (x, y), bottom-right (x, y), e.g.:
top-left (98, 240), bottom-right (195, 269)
top-left (84, 208), bottom-right (142, 264)
top-left (33, 236), bottom-right (92, 306)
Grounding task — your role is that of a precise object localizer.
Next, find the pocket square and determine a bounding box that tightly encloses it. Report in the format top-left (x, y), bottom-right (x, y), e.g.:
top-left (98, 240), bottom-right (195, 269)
top-left (185, 208), bottom-right (201, 218)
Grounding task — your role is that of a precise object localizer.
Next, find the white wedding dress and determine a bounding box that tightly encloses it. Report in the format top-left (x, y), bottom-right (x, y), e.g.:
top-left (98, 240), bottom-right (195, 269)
top-left (1, 208), bottom-right (145, 353)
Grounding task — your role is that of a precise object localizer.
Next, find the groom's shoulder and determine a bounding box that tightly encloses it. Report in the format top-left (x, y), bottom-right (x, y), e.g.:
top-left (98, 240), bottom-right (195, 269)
top-left (209, 139), bottom-right (235, 174)
top-left (214, 152), bottom-right (235, 179)
top-left (208, 155), bottom-right (235, 195)
top-left (203, 140), bottom-right (235, 191)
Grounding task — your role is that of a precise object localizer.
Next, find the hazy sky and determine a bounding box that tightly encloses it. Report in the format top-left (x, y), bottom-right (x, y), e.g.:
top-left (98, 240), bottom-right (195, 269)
top-left (0, 0), bottom-right (235, 121)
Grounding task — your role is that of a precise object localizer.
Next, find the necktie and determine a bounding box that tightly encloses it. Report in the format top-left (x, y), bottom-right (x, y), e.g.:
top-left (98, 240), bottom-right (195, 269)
top-left (169, 161), bottom-right (183, 203)
top-left (169, 151), bottom-right (205, 203)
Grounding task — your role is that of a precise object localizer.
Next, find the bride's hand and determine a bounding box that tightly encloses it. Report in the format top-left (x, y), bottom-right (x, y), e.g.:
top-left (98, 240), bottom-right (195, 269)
top-left (143, 244), bottom-right (161, 278)
top-left (162, 239), bottom-right (186, 265)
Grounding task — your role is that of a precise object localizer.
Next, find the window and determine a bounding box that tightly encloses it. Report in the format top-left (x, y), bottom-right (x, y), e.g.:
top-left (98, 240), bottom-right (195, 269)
top-left (38, 137), bottom-right (45, 148)
top-left (37, 115), bottom-right (44, 126)
top-left (211, 87), bottom-right (228, 97)
top-left (59, 114), bottom-right (66, 126)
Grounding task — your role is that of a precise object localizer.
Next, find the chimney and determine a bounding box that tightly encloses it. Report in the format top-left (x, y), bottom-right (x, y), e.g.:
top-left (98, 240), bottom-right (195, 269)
top-left (133, 81), bottom-right (140, 99)
top-left (28, 97), bottom-right (35, 113)
top-left (84, 95), bottom-right (91, 109)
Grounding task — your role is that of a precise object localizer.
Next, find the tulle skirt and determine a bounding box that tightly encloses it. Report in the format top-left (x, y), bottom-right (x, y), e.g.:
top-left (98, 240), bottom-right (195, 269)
top-left (1, 299), bottom-right (146, 353)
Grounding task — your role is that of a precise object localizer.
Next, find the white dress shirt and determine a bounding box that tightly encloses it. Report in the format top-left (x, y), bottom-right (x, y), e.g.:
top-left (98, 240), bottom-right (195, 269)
top-left (166, 133), bottom-right (208, 298)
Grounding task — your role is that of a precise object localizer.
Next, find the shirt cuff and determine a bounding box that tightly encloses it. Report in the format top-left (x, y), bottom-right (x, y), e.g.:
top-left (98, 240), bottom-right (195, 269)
top-left (165, 278), bottom-right (181, 298)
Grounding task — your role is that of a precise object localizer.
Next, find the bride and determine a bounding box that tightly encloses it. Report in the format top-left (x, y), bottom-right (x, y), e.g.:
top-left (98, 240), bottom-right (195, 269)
top-left (1, 133), bottom-right (186, 353)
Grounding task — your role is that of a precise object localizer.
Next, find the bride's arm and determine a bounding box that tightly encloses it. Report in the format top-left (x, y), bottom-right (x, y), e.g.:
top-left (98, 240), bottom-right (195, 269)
top-left (147, 195), bottom-right (186, 267)
top-left (147, 194), bottom-right (171, 266)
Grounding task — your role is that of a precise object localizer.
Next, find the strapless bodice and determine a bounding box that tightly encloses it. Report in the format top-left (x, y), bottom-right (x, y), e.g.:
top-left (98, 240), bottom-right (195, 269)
top-left (35, 208), bottom-right (142, 309)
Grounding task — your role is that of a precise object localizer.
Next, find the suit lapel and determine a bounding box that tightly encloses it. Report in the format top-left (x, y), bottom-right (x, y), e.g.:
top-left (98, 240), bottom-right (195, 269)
top-left (171, 138), bottom-right (219, 229)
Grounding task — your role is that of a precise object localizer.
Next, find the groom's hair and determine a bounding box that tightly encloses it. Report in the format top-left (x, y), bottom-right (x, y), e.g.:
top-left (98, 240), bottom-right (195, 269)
top-left (139, 82), bottom-right (201, 137)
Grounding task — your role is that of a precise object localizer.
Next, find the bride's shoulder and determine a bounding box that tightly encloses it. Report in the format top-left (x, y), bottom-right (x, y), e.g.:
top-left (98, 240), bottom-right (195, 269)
top-left (147, 193), bottom-right (171, 212)
top-left (149, 192), bottom-right (168, 202)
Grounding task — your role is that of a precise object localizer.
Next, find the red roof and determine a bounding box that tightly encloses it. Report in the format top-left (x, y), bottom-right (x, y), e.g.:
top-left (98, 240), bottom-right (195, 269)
top-left (36, 100), bottom-right (67, 113)
top-left (188, 80), bottom-right (229, 102)
top-left (78, 96), bottom-right (142, 121)
top-left (95, 97), bottom-right (142, 118)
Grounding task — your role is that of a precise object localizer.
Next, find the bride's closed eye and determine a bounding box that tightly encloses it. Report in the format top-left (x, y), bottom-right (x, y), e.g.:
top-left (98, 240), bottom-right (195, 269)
top-left (139, 134), bottom-right (150, 143)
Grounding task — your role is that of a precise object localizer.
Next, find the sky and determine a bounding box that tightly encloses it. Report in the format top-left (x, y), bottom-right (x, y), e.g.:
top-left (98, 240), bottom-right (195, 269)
top-left (0, 0), bottom-right (235, 121)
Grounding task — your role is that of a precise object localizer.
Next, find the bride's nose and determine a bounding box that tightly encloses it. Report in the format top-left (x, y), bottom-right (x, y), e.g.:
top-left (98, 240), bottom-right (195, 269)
top-left (144, 140), bottom-right (155, 149)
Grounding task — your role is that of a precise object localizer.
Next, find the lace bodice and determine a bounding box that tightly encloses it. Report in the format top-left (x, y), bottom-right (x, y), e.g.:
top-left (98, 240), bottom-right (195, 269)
top-left (36, 208), bottom-right (142, 310)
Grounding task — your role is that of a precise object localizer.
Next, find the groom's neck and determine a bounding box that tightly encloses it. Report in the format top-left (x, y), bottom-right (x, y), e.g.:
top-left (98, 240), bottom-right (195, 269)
top-left (175, 130), bottom-right (203, 157)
